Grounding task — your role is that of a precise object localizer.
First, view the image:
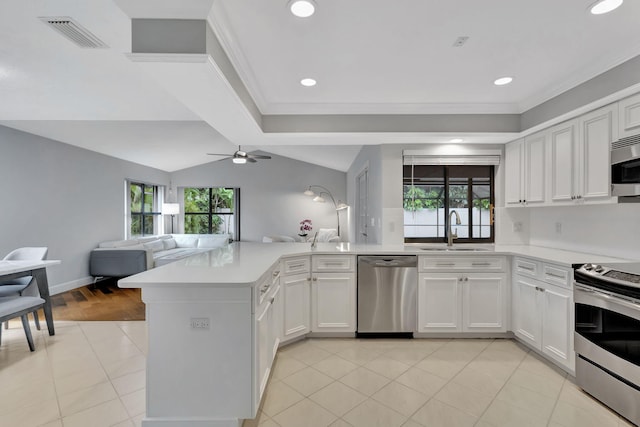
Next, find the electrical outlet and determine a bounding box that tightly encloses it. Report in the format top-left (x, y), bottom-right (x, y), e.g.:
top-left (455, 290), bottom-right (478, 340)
top-left (555, 222), bottom-right (562, 234)
top-left (512, 221), bottom-right (523, 232)
top-left (190, 317), bottom-right (210, 330)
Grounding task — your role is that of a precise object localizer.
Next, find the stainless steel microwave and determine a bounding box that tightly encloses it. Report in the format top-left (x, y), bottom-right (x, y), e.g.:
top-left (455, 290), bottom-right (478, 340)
top-left (611, 140), bottom-right (640, 197)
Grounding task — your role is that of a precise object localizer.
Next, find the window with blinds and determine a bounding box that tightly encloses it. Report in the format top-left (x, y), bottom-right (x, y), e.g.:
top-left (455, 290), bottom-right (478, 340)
top-left (403, 164), bottom-right (495, 243)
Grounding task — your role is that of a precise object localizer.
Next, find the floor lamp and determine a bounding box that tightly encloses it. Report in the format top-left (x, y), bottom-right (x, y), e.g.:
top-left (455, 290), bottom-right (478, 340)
top-left (303, 185), bottom-right (349, 237)
top-left (162, 203), bottom-right (180, 233)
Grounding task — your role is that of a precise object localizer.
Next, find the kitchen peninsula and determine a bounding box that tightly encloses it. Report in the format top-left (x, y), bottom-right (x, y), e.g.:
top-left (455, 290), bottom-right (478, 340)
top-left (119, 242), bottom-right (629, 427)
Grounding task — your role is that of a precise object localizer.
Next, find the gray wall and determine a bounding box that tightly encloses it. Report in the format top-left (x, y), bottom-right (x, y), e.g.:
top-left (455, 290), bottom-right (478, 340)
top-left (0, 125), bottom-right (169, 294)
top-left (169, 153), bottom-right (347, 242)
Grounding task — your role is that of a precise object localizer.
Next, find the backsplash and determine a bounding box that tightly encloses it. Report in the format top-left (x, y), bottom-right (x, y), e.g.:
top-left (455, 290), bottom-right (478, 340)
top-left (527, 203), bottom-right (640, 260)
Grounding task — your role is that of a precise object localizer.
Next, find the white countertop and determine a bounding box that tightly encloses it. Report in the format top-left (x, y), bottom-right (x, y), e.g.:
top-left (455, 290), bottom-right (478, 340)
top-left (118, 242), bottom-right (635, 288)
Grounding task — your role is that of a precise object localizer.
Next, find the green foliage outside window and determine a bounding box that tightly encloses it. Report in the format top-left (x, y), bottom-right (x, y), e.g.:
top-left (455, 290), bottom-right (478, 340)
top-left (184, 187), bottom-right (236, 235)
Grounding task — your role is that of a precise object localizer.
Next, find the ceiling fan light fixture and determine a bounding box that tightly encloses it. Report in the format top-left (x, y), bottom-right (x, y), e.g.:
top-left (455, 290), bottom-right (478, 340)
top-left (300, 78), bottom-right (317, 87)
top-left (336, 202), bottom-right (349, 211)
top-left (304, 189), bottom-right (315, 196)
top-left (232, 157), bottom-right (247, 164)
top-left (589, 0), bottom-right (623, 14)
top-left (494, 76), bottom-right (513, 86)
top-left (313, 195), bottom-right (325, 203)
top-left (289, 0), bottom-right (316, 18)
top-left (449, 138), bottom-right (464, 143)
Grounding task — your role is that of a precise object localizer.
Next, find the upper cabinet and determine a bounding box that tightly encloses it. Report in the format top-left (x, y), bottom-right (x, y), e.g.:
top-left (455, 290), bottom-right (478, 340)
top-left (504, 132), bottom-right (546, 206)
top-left (505, 102), bottom-right (618, 207)
top-left (619, 92), bottom-right (640, 139)
top-left (578, 105), bottom-right (617, 200)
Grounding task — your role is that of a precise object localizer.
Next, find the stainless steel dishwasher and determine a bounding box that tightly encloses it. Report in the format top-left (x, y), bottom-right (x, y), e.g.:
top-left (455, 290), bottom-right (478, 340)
top-left (357, 255), bottom-right (417, 337)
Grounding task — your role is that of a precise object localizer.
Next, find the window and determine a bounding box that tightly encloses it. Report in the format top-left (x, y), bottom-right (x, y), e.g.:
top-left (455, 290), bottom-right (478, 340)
top-left (184, 187), bottom-right (239, 239)
top-left (130, 182), bottom-right (160, 237)
top-left (403, 165), bottom-right (494, 243)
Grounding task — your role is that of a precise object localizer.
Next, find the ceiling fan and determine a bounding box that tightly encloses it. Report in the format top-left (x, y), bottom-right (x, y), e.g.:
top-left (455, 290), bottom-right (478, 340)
top-left (207, 145), bottom-right (271, 164)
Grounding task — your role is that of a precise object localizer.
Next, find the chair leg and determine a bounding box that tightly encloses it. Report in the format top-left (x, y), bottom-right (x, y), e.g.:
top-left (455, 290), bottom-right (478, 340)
top-left (21, 315), bottom-right (35, 352)
top-left (33, 312), bottom-right (41, 331)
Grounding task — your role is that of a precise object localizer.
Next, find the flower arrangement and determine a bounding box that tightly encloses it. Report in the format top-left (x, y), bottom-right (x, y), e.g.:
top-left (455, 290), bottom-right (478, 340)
top-left (299, 219), bottom-right (312, 236)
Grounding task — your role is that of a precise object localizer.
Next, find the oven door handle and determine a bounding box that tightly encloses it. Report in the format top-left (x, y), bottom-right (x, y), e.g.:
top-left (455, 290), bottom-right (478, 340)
top-left (575, 284), bottom-right (640, 321)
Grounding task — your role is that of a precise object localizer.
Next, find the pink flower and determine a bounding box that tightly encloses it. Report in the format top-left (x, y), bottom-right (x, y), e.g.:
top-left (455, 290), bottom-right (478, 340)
top-left (299, 219), bottom-right (313, 234)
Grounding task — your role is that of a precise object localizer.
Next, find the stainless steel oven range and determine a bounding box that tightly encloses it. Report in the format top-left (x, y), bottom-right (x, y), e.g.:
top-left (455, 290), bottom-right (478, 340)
top-left (574, 262), bottom-right (640, 425)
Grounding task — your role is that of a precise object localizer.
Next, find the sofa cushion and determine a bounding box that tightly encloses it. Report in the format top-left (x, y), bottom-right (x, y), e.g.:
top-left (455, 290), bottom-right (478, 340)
top-left (137, 236), bottom-right (160, 244)
top-left (172, 235), bottom-right (199, 248)
top-left (143, 240), bottom-right (165, 253)
top-left (163, 238), bottom-right (177, 250)
top-left (98, 239), bottom-right (141, 249)
top-left (197, 235), bottom-right (229, 248)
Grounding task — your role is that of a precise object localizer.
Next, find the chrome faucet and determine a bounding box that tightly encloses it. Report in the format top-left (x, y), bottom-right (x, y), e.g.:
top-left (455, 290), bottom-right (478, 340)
top-left (448, 210), bottom-right (461, 246)
top-left (311, 231), bottom-right (319, 248)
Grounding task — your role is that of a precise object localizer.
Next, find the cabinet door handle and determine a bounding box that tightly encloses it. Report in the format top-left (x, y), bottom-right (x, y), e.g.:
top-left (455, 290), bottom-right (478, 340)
top-left (273, 271), bottom-right (280, 277)
top-left (269, 297), bottom-right (275, 305)
top-left (306, 277), bottom-right (311, 282)
top-left (312, 277), bottom-right (317, 281)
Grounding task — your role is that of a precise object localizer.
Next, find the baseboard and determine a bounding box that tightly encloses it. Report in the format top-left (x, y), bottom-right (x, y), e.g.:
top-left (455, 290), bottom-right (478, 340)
top-left (49, 276), bottom-right (94, 295)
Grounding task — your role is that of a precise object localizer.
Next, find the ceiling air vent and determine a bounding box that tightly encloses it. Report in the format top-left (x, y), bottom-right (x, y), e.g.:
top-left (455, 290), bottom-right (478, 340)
top-left (39, 16), bottom-right (108, 48)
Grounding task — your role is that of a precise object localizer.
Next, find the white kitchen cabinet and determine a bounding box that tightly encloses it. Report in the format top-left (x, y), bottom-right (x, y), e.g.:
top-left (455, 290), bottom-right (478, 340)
top-left (505, 134), bottom-right (546, 206)
top-left (311, 255), bottom-right (356, 333)
top-left (418, 274), bottom-right (460, 332)
top-left (311, 272), bottom-right (356, 332)
top-left (619, 92), bottom-right (640, 139)
top-left (505, 139), bottom-right (525, 206)
top-left (512, 257), bottom-right (574, 373)
top-left (418, 256), bottom-right (507, 334)
top-left (281, 256), bottom-right (311, 342)
top-left (463, 273), bottom-right (507, 332)
top-left (578, 105), bottom-right (616, 200)
top-left (256, 284), bottom-right (279, 399)
top-left (550, 119), bottom-right (578, 202)
top-left (550, 105), bottom-right (616, 204)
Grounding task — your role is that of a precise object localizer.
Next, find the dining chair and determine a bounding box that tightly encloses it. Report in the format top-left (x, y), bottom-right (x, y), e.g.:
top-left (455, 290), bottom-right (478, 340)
top-left (0, 295), bottom-right (45, 351)
top-left (0, 247), bottom-right (49, 330)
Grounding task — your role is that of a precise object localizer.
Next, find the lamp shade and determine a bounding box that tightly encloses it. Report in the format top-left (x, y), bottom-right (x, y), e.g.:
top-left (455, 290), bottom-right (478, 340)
top-left (336, 202), bottom-right (349, 211)
top-left (162, 203), bottom-right (180, 215)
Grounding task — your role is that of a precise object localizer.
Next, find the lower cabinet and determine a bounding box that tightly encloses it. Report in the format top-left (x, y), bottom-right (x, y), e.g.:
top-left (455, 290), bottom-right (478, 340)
top-left (311, 272), bottom-right (356, 332)
top-left (281, 272), bottom-right (311, 341)
top-left (418, 272), bottom-right (507, 333)
top-left (256, 285), bottom-right (280, 399)
top-left (512, 258), bottom-right (574, 373)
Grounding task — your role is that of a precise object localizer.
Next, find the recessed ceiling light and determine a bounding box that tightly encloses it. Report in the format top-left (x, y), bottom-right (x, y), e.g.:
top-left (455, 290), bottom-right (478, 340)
top-left (449, 138), bottom-right (464, 143)
top-left (300, 78), bottom-right (317, 87)
top-left (589, 0), bottom-right (623, 14)
top-left (289, 0), bottom-right (316, 18)
top-left (494, 77), bottom-right (513, 86)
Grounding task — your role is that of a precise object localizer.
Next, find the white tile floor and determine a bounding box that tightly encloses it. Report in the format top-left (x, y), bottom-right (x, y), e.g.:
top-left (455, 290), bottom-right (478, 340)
top-left (0, 321), bottom-right (635, 427)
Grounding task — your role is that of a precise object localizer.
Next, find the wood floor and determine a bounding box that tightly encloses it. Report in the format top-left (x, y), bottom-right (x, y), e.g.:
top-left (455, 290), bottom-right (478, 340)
top-left (46, 279), bottom-right (145, 321)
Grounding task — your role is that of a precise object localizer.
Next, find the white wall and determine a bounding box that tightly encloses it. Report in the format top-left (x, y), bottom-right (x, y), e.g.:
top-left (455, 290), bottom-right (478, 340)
top-left (169, 153), bottom-right (347, 242)
top-left (0, 125), bottom-right (169, 294)
top-left (527, 204), bottom-right (640, 260)
top-left (346, 145), bottom-right (382, 243)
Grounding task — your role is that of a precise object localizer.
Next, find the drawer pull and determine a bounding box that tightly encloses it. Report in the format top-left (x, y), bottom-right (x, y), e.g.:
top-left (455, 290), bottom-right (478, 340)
top-left (546, 272), bottom-right (566, 279)
top-left (260, 284), bottom-right (270, 294)
top-left (273, 271), bottom-right (280, 277)
top-left (472, 262), bottom-right (491, 267)
top-left (436, 263), bottom-right (456, 267)
top-left (289, 263), bottom-right (305, 269)
top-left (519, 266), bottom-right (535, 271)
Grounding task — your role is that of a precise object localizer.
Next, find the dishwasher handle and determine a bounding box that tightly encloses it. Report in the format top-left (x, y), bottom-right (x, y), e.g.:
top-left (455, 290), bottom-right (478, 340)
top-left (358, 256), bottom-right (417, 268)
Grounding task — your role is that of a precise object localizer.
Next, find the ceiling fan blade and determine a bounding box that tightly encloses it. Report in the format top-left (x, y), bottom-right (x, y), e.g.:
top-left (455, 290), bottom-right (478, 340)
top-left (248, 154), bottom-right (271, 159)
top-left (207, 153), bottom-right (232, 156)
top-left (247, 157), bottom-right (258, 163)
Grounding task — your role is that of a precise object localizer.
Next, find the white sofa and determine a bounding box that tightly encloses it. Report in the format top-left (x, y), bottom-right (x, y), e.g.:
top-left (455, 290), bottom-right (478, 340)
top-left (89, 234), bottom-right (230, 278)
